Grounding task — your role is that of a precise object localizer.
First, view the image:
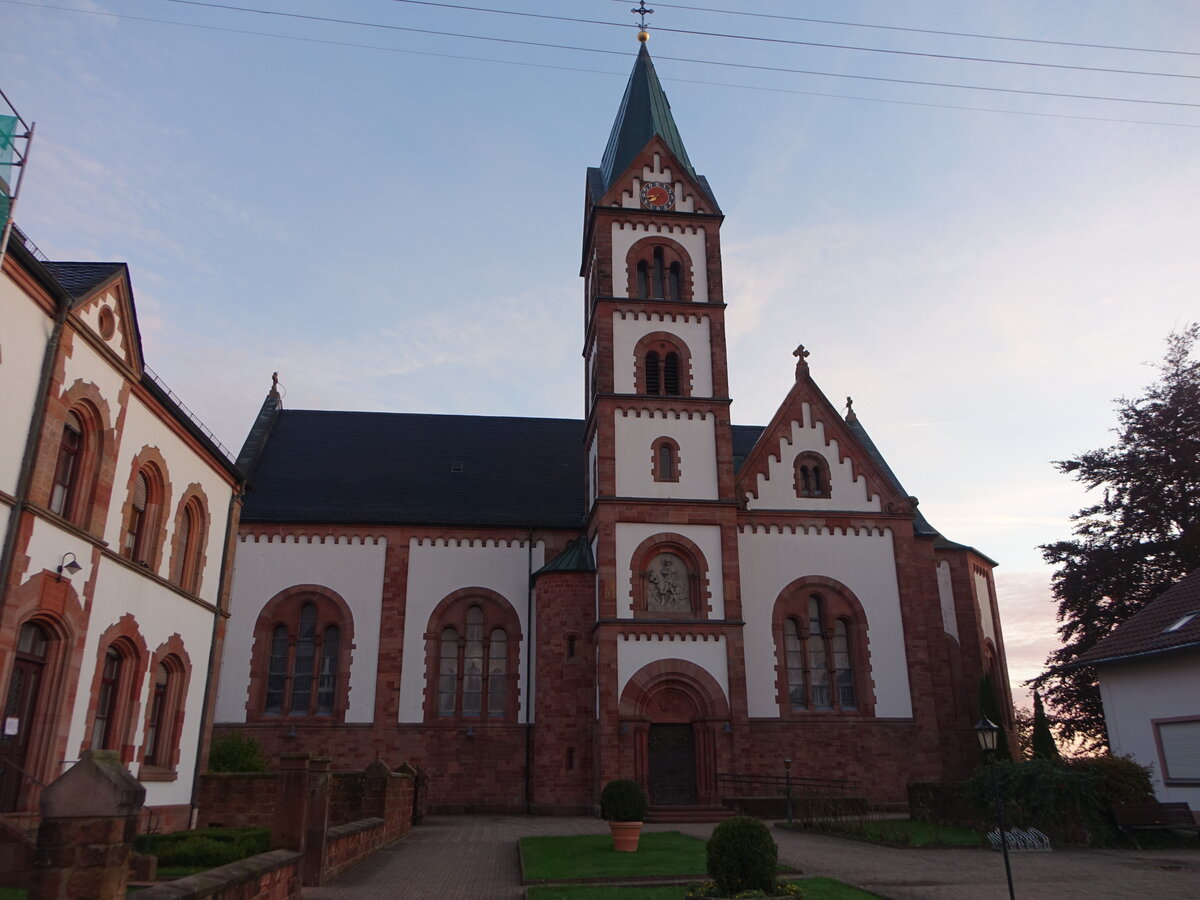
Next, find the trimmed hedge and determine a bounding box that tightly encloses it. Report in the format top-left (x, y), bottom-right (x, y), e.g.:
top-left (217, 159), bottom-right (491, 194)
top-left (136, 826), bottom-right (270, 868)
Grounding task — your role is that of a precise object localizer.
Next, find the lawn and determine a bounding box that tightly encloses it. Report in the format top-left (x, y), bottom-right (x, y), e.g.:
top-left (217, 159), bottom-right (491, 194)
top-left (527, 878), bottom-right (881, 899)
top-left (779, 818), bottom-right (984, 848)
top-left (521, 832), bottom-right (708, 881)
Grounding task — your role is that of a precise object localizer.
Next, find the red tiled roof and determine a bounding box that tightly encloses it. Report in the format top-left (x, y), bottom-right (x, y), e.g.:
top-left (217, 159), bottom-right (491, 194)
top-left (1074, 569), bottom-right (1200, 667)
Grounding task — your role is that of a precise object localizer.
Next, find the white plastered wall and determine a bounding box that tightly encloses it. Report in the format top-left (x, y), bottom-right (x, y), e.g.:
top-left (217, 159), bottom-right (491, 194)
top-left (398, 538), bottom-right (545, 723)
top-left (27, 516), bottom-right (217, 807)
top-left (973, 569), bottom-right (997, 645)
top-left (738, 526), bottom-right (912, 718)
top-left (610, 222), bottom-right (709, 302)
top-left (936, 561), bottom-right (960, 641)
top-left (747, 407), bottom-right (880, 512)
top-left (75, 289), bottom-right (130, 363)
top-left (611, 311), bottom-right (713, 396)
top-left (617, 634), bottom-right (729, 702)
top-left (617, 154), bottom-right (700, 213)
top-left (1099, 653), bottom-right (1200, 806)
top-left (0, 277), bottom-right (53, 494)
top-left (219, 534), bottom-right (387, 724)
top-left (614, 409), bottom-right (718, 500)
top-left (96, 387), bottom-right (233, 607)
top-left (615, 523), bottom-right (724, 619)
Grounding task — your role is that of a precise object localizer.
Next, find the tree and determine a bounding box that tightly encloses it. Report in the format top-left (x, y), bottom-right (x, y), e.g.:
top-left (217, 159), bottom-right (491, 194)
top-left (1013, 705), bottom-right (1034, 760)
top-left (1035, 324), bottom-right (1200, 751)
top-left (1030, 690), bottom-right (1060, 761)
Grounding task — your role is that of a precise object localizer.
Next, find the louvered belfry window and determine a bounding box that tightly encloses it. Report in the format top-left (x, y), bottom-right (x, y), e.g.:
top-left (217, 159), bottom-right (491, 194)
top-left (645, 351), bottom-right (661, 395)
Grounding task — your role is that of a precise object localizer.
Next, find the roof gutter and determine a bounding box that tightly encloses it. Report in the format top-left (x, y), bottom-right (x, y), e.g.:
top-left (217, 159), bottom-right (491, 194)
top-left (0, 244), bottom-right (72, 619)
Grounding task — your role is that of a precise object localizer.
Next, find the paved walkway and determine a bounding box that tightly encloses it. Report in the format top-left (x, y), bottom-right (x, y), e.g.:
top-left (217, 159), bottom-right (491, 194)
top-left (304, 815), bottom-right (1200, 900)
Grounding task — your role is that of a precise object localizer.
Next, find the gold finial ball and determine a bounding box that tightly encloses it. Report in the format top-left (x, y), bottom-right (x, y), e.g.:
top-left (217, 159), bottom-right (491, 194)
top-left (637, 29), bottom-right (650, 42)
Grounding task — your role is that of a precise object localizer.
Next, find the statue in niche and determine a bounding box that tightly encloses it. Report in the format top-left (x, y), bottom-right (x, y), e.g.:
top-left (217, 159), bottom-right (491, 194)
top-left (647, 553), bottom-right (689, 612)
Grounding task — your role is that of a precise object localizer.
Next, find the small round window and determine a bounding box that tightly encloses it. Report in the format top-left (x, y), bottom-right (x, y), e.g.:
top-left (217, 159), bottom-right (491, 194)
top-left (98, 306), bottom-right (116, 340)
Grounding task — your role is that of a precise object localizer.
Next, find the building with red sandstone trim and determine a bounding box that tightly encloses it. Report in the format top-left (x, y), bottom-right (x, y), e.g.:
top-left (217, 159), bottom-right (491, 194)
top-left (216, 42), bottom-right (1014, 814)
top-left (0, 230), bottom-right (242, 832)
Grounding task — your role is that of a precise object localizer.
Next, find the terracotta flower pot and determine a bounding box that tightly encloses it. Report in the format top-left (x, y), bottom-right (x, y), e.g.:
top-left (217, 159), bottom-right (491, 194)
top-left (609, 820), bottom-right (643, 852)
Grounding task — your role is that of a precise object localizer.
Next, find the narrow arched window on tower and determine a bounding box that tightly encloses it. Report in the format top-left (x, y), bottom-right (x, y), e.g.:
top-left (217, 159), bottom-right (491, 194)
top-left (645, 351), bottom-right (661, 395)
top-left (668, 261), bottom-right (682, 300)
top-left (652, 247), bottom-right (666, 298)
top-left (636, 259), bottom-right (649, 298)
top-left (663, 352), bottom-right (680, 396)
top-left (658, 443), bottom-right (675, 481)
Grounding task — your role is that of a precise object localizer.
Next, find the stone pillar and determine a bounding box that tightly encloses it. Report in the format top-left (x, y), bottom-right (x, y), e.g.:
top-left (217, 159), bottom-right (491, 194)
top-left (31, 749), bottom-right (145, 900)
top-left (269, 754), bottom-right (311, 853)
top-left (362, 757), bottom-right (391, 822)
top-left (301, 757), bottom-right (331, 887)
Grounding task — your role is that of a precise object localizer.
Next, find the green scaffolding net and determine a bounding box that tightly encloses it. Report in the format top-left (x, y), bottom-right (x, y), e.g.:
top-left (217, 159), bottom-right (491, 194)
top-left (0, 114), bottom-right (16, 223)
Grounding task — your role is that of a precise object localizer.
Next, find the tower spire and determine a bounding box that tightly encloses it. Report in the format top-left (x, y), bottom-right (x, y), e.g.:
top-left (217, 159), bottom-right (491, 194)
top-left (598, 40), bottom-right (696, 195)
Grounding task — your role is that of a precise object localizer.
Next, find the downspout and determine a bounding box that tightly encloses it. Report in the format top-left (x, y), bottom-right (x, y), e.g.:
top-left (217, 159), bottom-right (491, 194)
top-left (188, 485), bottom-right (241, 828)
top-left (525, 527), bottom-right (534, 814)
top-left (0, 276), bottom-right (68, 617)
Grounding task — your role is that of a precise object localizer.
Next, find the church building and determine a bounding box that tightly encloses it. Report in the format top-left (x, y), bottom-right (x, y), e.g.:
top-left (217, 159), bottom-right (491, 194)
top-left (215, 40), bottom-right (1014, 814)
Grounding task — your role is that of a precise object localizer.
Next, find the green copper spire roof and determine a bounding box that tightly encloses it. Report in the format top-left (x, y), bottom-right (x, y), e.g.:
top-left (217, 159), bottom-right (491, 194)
top-left (599, 43), bottom-right (697, 192)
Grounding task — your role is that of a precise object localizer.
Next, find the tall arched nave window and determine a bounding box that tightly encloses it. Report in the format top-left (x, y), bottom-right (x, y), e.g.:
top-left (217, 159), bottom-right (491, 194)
top-left (424, 591), bottom-right (521, 723)
top-left (774, 585), bottom-right (872, 716)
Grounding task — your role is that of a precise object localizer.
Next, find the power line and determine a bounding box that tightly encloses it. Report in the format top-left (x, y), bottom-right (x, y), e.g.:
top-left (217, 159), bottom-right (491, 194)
top-left (129, 1), bottom-right (1200, 108)
top-left (627, 0), bottom-right (1200, 59)
top-left (5, 0), bottom-right (1199, 127)
top-left (383, 0), bottom-right (1200, 81)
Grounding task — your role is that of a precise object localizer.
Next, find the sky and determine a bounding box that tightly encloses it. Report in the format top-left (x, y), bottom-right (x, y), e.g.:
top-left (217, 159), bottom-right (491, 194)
top-left (4, 0), bottom-right (1199, 709)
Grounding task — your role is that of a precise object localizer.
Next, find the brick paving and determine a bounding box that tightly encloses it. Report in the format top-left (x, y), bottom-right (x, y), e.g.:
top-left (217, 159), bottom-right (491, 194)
top-left (304, 815), bottom-right (1200, 900)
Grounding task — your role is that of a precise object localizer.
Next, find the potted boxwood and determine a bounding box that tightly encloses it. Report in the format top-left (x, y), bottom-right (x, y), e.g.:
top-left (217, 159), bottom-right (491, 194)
top-left (600, 779), bottom-right (648, 852)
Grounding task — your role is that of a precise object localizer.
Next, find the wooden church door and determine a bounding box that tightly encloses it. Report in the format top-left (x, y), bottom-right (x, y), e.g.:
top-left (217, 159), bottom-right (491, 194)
top-left (647, 723), bottom-right (697, 805)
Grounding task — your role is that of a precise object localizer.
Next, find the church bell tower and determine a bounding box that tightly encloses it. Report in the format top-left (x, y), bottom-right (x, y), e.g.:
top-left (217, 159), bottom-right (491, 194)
top-left (581, 30), bottom-right (746, 802)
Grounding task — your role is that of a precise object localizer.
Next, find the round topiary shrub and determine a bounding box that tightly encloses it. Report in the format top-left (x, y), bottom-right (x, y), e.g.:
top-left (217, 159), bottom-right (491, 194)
top-left (600, 779), bottom-right (648, 822)
top-left (706, 815), bottom-right (778, 896)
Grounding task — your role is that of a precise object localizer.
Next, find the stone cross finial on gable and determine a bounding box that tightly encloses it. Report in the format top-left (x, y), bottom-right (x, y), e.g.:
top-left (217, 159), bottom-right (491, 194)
top-left (793, 344), bottom-right (810, 379)
top-left (845, 396), bottom-right (857, 422)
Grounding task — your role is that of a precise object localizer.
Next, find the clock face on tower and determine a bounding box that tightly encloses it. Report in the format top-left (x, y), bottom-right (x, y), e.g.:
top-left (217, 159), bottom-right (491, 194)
top-left (640, 181), bottom-right (675, 211)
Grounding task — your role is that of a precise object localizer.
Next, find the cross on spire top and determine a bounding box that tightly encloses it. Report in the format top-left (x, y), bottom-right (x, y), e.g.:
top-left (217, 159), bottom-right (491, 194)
top-left (632, 1), bottom-right (654, 32)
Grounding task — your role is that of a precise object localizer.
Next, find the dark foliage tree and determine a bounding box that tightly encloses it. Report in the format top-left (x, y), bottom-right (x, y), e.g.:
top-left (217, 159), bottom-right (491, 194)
top-left (1035, 324), bottom-right (1200, 751)
top-left (1031, 690), bottom-right (1061, 761)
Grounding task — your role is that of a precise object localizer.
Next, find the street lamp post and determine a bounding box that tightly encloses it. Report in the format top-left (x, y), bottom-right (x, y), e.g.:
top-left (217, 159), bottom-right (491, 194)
top-left (975, 716), bottom-right (1015, 900)
top-left (783, 758), bottom-right (793, 825)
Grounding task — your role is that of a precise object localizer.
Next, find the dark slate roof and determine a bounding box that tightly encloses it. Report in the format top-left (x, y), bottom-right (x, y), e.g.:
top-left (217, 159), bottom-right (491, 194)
top-left (1073, 569), bottom-right (1200, 667)
top-left (41, 261), bottom-right (126, 304)
top-left (845, 416), bottom-right (940, 539)
top-left (536, 536), bottom-right (596, 575)
top-left (596, 44), bottom-right (717, 209)
top-left (731, 424), bottom-right (763, 472)
top-left (240, 410), bottom-right (587, 528)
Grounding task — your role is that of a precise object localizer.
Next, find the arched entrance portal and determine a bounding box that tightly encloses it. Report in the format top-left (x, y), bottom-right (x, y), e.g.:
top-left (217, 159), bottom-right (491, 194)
top-left (618, 659), bottom-right (730, 807)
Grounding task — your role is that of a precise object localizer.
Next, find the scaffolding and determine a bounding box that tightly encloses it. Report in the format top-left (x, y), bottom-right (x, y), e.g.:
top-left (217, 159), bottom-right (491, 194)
top-left (0, 87), bottom-right (35, 272)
